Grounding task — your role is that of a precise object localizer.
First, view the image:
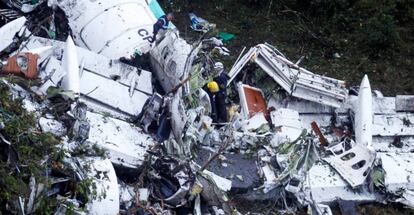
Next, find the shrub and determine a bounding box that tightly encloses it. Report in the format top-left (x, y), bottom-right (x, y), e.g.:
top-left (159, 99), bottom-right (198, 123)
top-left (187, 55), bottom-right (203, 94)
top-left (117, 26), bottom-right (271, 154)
top-left (363, 13), bottom-right (399, 50)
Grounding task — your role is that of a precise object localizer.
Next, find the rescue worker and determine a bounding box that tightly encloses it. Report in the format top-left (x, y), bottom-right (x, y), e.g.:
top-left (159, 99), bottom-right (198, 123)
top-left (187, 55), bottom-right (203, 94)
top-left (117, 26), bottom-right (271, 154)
top-left (212, 62), bottom-right (229, 92)
top-left (152, 13), bottom-right (173, 42)
top-left (203, 81), bottom-right (220, 123)
top-left (212, 62), bottom-right (229, 123)
top-left (203, 62), bottom-right (230, 123)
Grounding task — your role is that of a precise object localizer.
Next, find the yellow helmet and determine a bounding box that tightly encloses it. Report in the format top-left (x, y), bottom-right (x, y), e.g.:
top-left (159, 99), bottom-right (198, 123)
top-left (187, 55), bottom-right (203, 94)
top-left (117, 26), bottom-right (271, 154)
top-left (207, 81), bottom-right (219, 93)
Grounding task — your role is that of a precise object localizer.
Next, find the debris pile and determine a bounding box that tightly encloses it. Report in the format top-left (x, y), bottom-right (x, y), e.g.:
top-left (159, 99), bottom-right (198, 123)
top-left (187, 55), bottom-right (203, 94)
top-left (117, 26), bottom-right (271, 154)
top-left (1, 0), bottom-right (414, 214)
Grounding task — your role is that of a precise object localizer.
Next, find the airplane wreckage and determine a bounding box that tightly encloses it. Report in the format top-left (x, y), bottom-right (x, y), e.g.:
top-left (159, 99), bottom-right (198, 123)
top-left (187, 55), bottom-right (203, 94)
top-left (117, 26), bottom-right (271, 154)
top-left (1, 0), bottom-right (414, 214)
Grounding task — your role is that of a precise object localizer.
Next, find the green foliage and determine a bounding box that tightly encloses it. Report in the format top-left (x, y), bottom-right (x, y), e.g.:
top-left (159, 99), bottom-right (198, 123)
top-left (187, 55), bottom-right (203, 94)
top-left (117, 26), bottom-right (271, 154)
top-left (75, 178), bottom-right (97, 204)
top-left (35, 195), bottom-right (58, 215)
top-left (71, 143), bottom-right (108, 158)
top-left (0, 82), bottom-right (64, 213)
top-left (363, 13), bottom-right (399, 50)
top-left (294, 0), bottom-right (352, 19)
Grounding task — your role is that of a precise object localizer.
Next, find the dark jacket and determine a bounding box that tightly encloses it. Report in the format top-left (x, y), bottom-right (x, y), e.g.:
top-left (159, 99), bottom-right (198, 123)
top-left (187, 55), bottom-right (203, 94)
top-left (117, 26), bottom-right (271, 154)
top-left (203, 80), bottom-right (228, 123)
top-left (153, 15), bottom-right (169, 35)
top-left (213, 71), bottom-right (230, 94)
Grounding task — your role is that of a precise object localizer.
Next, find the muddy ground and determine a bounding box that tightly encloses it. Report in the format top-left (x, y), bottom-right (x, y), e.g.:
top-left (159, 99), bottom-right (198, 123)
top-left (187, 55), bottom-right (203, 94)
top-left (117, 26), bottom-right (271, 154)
top-left (160, 0), bottom-right (414, 96)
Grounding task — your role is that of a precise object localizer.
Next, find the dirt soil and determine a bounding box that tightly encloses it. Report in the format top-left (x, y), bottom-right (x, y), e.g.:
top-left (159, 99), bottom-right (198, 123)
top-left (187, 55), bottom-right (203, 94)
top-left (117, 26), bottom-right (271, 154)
top-left (160, 0), bottom-right (414, 96)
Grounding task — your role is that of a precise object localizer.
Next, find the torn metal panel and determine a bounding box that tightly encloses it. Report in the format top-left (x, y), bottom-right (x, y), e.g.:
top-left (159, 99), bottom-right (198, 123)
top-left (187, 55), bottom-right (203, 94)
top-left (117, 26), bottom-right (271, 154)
top-left (169, 89), bottom-right (187, 145)
top-left (372, 136), bottom-right (414, 153)
top-left (38, 117), bottom-right (66, 136)
top-left (137, 93), bottom-right (163, 132)
top-left (237, 83), bottom-right (268, 119)
top-left (396, 95), bottom-right (414, 112)
top-left (245, 112), bottom-right (268, 131)
top-left (138, 188), bottom-right (149, 204)
top-left (228, 44), bottom-right (348, 107)
top-left (372, 113), bottom-right (414, 136)
top-left (271, 108), bottom-right (303, 142)
top-left (194, 148), bottom-right (259, 193)
top-left (395, 190), bottom-right (414, 209)
top-left (323, 139), bottom-right (376, 188)
top-left (305, 162), bottom-right (379, 204)
top-left (268, 95), bottom-right (396, 115)
top-left (0, 16), bottom-right (27, 52)
top-left (201, 170), bottom-right (232, 192)
top-left (261, 164), bottom-right (278, 193)
top-left (354, 75), bottom-right (373, 146)
top-left (78, 157), bottom-right (120, 215)
top-left (379, 153), bottom-right (414, 192)
top-left (149, 30), bottom-right (193, 92)
top-left (51, 0), bottom-right (157, 58)
top-left (37, 57), bottom-right (65, 95)
top-left (79, 71), bottom-right (150, 116)
top-left (0, 9), bottom-right (21, 23)
top-left (118, 181), bottom-right (136, 209)
top-left (310, 204), bottom-right (333, 215)
top-left (149, 155), bottom-right (194, 208)
top-left (21, 36), bottom-right (153, 95)
top-left (86, 111), bottom-right (154, 168)
top-left (20, 36), bottom-right (152, 116)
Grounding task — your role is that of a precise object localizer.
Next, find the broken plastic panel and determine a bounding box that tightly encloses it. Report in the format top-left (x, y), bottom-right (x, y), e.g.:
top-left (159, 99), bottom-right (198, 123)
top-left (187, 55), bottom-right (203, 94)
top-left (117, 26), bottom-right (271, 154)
top-left (149, 30), bottom-right (193, 93)
top-left (270, 108), bottom-right (303, 143)
top-left (323, 138), bottom-right (376, 188)
top-left (228, 44), bottom-right (348, 107)
top-left (2, 52), bottom-right (39, 79)
top-left (87, 111), bottom-right (154, 169)
top-left (305, 162), bottom-right (379, 204)
top-left (0, 16), bottom-right (28, 53)
top-left (237, 83), bottom-right (268, 119)
top-left (78, 157), bottom-right (120, 215)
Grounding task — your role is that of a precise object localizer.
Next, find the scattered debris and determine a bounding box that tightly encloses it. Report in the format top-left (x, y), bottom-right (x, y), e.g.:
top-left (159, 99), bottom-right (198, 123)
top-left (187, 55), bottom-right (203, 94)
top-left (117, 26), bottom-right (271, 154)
top-left (189, 12), bottom-right (215, 33)
top-left (0, 16), bottom-right (28, 53)
top-left (0, 1), bottom-right (414, 214)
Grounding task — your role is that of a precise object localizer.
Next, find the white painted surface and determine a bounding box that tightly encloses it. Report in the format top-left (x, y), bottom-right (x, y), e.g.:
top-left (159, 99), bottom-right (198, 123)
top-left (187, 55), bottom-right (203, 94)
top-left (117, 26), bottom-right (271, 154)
top-left (0, 17), bottom-right (27, 52)
top-left (21, 36), bottom-right (152, 116)
top-left (80, 157), bottom-right (120, 215)
top-left (61, 36), bottom-right (80, 96)
top-left (373, 114), bottom-right (414, 136)
top-left (87, 111), bottom-right (154, 168)
top-left (323, 141), bottom-right (376, 188)
top-left (202, 170), bottom-right (232, 192)
top-left (305, 162), bottom-right (378, 203)
top-left (52, 0), bottom-right (157, 58)
top-left (245, 112), bottom-right (268, 131)
top-left (355, 75), bottom-right (373, 147)
top-left (271, 108), bottom-right (303, 142)
top-left (380, 153), bottom-right (414, 192)
top-left (228, 44), bottom-right (348, 107)
top-left (149, 30), bottom-right (192, 92)
top-left (38, 117), bottom-right (66, 136)
top-left (21, 36), bottom-right (153, 95)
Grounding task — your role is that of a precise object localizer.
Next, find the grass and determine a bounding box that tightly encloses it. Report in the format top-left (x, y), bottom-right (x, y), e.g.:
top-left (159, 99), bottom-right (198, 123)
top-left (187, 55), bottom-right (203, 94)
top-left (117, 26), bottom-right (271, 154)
top-left (161, 0), bottom-right (414, 96)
